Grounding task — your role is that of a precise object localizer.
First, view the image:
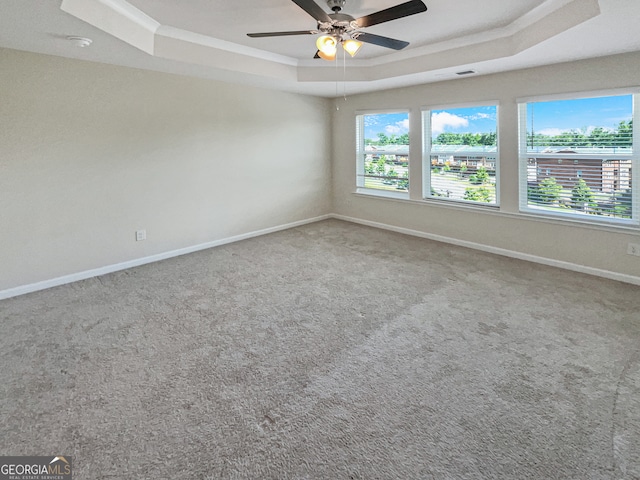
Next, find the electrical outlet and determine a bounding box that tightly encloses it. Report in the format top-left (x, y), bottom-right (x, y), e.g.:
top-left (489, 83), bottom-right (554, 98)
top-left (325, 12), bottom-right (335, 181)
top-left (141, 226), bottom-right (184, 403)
top-left (627, 243), bottom-right (640, 256)
top-left (136, 229), bottom-right (146, 242)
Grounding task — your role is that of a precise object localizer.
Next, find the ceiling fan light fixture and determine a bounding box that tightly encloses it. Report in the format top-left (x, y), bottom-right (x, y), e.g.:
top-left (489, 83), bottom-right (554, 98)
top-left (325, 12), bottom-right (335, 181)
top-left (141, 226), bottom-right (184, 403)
top-left (247, 0), bottom-right (428, 60)
top-left (316, 35), bottom-right (337, 52)
top-left (342, 38), bottom-right (362, 57)
top-left (317, 48), bottom-right (337, 61)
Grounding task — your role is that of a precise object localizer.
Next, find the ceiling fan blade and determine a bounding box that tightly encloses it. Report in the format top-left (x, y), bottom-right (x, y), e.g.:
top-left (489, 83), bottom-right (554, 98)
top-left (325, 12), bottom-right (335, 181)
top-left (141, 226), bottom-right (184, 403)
top-left (355, 0), bottom-right (427, 28)
top-left (356, 32), bottom-right (409, 50)
top-left (247, 30), bottom-right (318, 38)
top-left (292, 0), bottom-right (332, 23)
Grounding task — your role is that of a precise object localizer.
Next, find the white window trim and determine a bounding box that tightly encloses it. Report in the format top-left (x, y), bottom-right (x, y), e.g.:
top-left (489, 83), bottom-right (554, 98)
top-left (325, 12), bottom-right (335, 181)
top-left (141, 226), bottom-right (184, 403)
top-left (516, 87), bottom-right (640, 105)
top-left (517, 92), bottom-right (640, 227)
top-left (355, 110), bottom-right (411, 198)
top-left (422, 104), bottom-right (500, 207)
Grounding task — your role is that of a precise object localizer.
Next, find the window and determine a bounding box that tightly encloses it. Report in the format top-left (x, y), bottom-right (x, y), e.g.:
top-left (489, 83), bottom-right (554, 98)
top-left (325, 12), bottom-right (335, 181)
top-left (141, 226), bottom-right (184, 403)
top-left (423, 105), bottom-right (498, 205)
top-left (519, 92), bottom-right (638, 225)
top-left (356, 112), bottom-right (410, 196)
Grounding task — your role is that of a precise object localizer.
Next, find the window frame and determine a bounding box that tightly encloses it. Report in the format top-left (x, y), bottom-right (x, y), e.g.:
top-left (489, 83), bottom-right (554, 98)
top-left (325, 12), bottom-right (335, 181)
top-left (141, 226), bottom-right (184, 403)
top-left (422, 102), bottom-right (500, 207)
top-left (355, 109), bottom-right (411, 199)
top-left (517, 89), bottom-right (640, 227)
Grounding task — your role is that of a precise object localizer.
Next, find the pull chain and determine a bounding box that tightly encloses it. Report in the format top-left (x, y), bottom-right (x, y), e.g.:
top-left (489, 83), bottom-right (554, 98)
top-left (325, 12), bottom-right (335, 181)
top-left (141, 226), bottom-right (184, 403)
top-left (335, 45), bottom-right (348, 110)
top-left (335, 50), bottom-right (339, 102)
top-left (343, 46), bottom-right (347, 102)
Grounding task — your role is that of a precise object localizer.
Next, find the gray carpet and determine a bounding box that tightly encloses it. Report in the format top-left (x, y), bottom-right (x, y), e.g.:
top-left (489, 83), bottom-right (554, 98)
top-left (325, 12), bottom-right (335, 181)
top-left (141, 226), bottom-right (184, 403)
top-left (1, 219), bottom-right (639, 479)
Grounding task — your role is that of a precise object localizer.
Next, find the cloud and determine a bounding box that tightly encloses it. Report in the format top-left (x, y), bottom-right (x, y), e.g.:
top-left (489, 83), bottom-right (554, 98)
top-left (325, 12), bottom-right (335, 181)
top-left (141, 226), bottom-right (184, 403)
top-left (536, 128), bottom-right (565, 136)
top-left (385, 118), bottom-right (410, 135)
top-left (584, 125), bottom-right (614, 134)
top-left (363, 116), bottom-right (380, 128)
top-left (431, 112), bottom-right (468, 136)
top-left (470, 112), bottom-right (494, 120)
top-left (536, 126), bottom-right (615, 136)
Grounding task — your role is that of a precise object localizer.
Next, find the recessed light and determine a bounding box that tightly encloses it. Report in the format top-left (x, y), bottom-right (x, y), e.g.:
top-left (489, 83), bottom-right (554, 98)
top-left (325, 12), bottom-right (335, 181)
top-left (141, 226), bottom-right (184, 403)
top-left (67, 36), bottom-right (92, 48)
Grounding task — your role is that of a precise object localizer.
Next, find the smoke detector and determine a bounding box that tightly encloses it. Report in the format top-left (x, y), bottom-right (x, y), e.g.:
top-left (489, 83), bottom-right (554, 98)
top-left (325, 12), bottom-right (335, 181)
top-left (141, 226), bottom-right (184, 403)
top-left (67, 36), bottom-right (92, 47)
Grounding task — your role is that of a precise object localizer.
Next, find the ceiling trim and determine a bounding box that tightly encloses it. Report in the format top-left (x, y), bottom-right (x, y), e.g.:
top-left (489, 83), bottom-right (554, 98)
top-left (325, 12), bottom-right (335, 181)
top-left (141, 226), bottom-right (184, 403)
top-left (61, 0), bottom-right (158, 55)
top-left (60, 0), bottom-right (601, 84)
top-left (344, 0), bottom-right (600, 68)
top-left (157, 26), bottom-right (298, 66)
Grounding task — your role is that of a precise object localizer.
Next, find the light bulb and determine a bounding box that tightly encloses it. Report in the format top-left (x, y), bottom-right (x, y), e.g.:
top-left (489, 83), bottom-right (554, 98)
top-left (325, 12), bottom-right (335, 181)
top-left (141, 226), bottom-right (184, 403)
top-left (317, 48), bottom-right (337, 61)
top-left (316, 35), bottom-right (337, 54)
top-left (342, 39), bottom-right (362, 57)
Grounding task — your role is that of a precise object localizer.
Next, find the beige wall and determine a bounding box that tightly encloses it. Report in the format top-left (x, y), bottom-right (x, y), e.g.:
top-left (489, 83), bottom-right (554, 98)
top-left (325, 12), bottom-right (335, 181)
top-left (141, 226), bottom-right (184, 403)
top-left (0, 48), bottom-right (331, 292)
top-left (331, 52), bottom-right (640, 281)
top-left (2, 47), bottom-right (640, 295)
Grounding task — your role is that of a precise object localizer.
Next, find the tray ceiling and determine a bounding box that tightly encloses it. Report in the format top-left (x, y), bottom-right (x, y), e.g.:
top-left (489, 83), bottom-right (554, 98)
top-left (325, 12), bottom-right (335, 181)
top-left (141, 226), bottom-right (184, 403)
top-left (2, 0), bottom-right (640, 97)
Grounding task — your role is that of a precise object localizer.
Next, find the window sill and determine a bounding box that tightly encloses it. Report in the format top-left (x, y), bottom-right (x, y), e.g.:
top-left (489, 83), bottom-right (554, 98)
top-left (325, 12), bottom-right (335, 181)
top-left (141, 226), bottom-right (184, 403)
top-left (354, 189), bottom-right (498, 211)
top-left (355, 187), bottom-right (410, 200)
top-left (352, 191), bottom-right (640, 235)
top-left (518, 206), bottom-right (639, 228)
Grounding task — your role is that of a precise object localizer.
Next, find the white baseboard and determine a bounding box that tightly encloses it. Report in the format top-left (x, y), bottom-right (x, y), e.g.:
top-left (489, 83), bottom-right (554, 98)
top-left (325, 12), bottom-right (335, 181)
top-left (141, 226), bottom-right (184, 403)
top-left (331, 214), bottom-right (640, 287)
top-left (0, 214), bottom-right (331, 300)
top-left (3, 212), bottom-right (638, 300)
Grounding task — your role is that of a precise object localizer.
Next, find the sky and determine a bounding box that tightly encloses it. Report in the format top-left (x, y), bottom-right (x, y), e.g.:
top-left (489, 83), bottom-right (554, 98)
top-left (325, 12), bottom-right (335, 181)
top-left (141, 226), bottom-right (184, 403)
top-left (430, 106), bottom-right (497, 137)
top-left (363, 107), bottom-right (498, 140)
top-left (363, 95), bottom-right (633, 140)
top-left (364, 113), bottom-right (410, 139)
top-left (527, 94), bottom-right (632, 136)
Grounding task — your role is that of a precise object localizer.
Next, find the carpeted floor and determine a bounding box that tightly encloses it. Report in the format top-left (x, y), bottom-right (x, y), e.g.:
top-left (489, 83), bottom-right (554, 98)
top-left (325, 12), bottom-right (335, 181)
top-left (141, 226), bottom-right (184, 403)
top-left (1, 219), bottom-right (639, 479)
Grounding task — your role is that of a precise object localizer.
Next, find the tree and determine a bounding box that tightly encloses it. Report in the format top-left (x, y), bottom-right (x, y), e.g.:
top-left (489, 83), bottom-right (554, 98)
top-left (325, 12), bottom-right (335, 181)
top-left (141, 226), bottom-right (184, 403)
top-left (550, 129), bottom-right (587, 148)
top-left (475, 166), bottom-right (489, 183)
top-left (364, 162), bottom-right (375, 175)
top-left (433, 132), bottom-right (496, 146)
top-left (528, 120), bottom-right (632, 151)
top-left (434, 132), bottom-right (463, 145)
top-left (479, 132), bottom-right (497, 146)
top-left (462, 133), bottom-right (481, 146)
top-left (469, 166), bottom-right (489, 185)
top-left (588, 127), bottom-right (614, 147)
top-left (571, 178), bottom-right (594, 210)
top-left (613, 188), bottom-right (632, 218)
top-left (616, 120), bottom-right (633, 148)
top-left (366, 132), bottom-right (410, 146)
top-left (375, 157), bottom-right (386, 175)
top-left (464, 186), bottom-right (492, 203)
top-left (376, 133), bottom-right (389, 145)
top-left (537, 177), bottom-right (562, 204)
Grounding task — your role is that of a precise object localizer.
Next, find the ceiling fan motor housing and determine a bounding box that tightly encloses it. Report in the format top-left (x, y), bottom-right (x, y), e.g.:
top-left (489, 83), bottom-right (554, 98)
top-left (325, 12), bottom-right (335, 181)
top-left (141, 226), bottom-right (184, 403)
top-left (318, 12), bottom-right (357, 36)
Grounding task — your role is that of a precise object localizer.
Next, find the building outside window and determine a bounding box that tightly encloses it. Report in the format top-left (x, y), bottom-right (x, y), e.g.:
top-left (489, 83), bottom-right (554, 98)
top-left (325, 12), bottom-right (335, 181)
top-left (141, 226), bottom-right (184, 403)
top-left (423, 104), bottom-right (499, 205)
top-left (519, 91), bottom-right (638, 225)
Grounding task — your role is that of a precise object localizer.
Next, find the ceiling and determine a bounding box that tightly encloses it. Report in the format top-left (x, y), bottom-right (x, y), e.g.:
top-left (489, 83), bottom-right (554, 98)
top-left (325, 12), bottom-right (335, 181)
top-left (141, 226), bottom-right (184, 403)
top-left (1, 0), bottom-right (640, 97)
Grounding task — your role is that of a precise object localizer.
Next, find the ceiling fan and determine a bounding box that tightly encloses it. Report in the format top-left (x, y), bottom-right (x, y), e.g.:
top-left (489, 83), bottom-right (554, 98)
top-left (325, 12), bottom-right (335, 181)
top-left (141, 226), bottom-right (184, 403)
top-left (247, 0), bottom-right (427, 61)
